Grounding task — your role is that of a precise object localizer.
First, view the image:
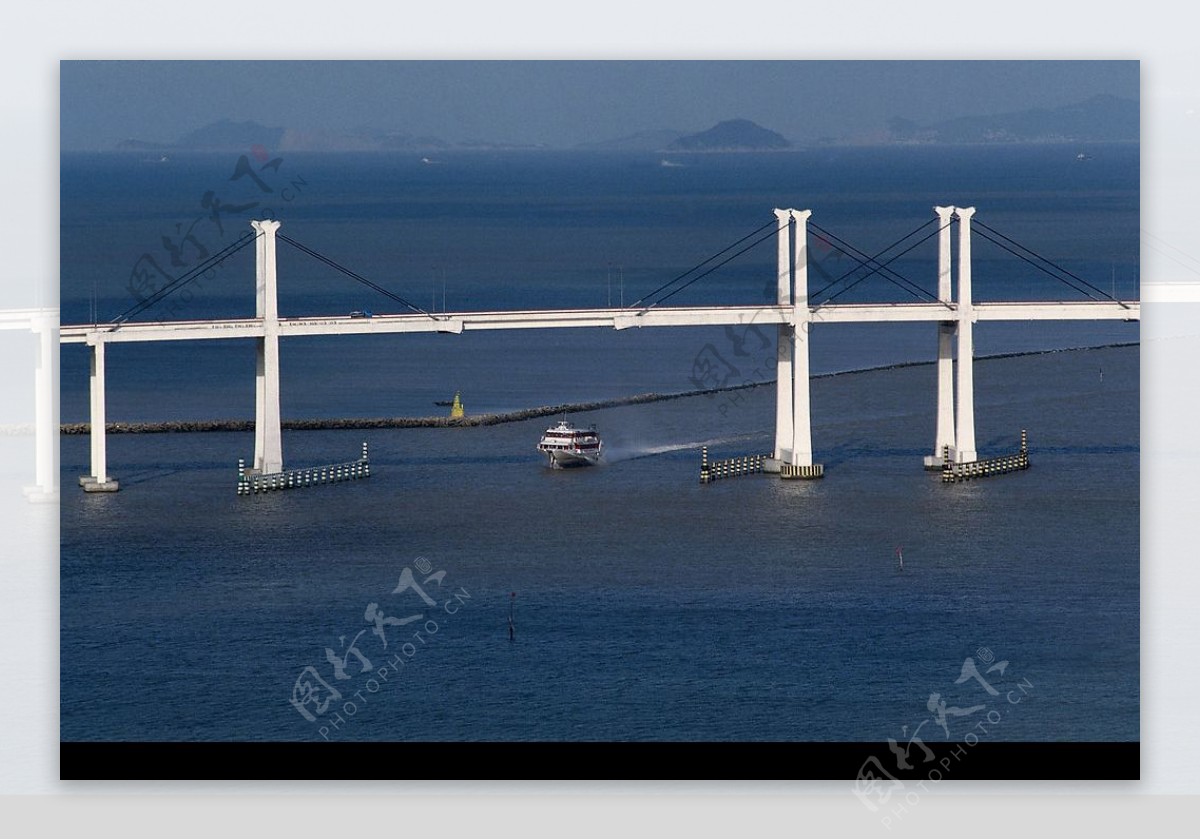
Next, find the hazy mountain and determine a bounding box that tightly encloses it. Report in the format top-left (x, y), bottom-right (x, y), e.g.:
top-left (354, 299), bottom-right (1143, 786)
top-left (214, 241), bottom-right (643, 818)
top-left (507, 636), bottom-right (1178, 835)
top-left (108, 95), bottom-right (1137, 154)
top-left (668, 119), bottom-right (791, 151)
top-left (178, 119), bottom-right (286, 149)
top-left (114, 120), bottom-right (459, 152)
top-left (885, 94), bottom-right (1138, 144)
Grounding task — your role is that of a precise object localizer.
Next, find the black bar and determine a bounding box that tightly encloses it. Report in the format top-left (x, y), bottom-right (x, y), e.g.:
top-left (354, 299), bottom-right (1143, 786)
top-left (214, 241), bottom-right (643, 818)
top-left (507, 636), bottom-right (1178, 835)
top-left (60, 741), bottom-right (1138, 781)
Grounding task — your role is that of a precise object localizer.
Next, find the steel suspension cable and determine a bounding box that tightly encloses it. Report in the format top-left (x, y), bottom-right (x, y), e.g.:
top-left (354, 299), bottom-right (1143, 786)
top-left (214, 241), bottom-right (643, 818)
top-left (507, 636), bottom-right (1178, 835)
top-left (812, 220), bottom-right (947, 305)
top-left (808, 221), bottom-right (942, 304)
top-left (628, 217), bottom-right (781, 309)
top-left (277, 233), bottom-right (435, 318)
top-left (972, 219), bottom-right (1128, 307)
top-left (109, 231), bottom-right (260, 326)
top-left (635, 223), bottom-right (783, 312)
top-left (969, 227), bottom-right (1099, 301)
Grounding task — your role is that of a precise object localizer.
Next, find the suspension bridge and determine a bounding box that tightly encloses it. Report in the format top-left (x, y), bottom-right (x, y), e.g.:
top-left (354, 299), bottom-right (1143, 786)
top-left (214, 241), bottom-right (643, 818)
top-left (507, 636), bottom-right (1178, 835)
top-left (60, 208), bottom-right (1139, 491)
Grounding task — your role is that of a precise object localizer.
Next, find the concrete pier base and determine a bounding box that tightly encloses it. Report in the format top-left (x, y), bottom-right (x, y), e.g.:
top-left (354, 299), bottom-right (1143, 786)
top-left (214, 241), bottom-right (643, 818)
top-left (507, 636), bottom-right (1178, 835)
top-left (780, 463), bottom-right (824, 480)
top-left (23, 486), bottom-right (60, 503)
top-left (78, 474), bottom-right (119, 489)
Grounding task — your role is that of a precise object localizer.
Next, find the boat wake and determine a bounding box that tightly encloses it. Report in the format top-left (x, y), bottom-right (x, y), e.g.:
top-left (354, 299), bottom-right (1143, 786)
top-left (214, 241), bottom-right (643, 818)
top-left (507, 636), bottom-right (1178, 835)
top-left (603, 432), bottom-right (765, 463)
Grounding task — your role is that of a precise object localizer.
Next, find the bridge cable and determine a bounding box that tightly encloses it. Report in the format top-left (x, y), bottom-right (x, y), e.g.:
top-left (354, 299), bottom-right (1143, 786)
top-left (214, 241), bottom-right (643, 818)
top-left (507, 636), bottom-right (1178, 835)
top-left (818, 222), bottom-right (946, 305)
top-left (809, 226), bottom-right (936, 303)
top-left (808, 221), bottom-right (945, 305)
top-left (969, 227), bottom-right (1100, 301)
top-left (972, 219), bottom-right (1130, 308)
top-left (277, 233), bottom-right (436, 319)
top-left (809, 218), bottom-right (938, 302)
top-left (108, 231), bottom-right (260, 327)
top-left (811, 219), bottom-right (945, 305)
top-left (628, 217), bottom-right (780, 310)
top-left (634, 222), bottom-right (784, 312)
top-left (640, 216), bottom-right (945, 313)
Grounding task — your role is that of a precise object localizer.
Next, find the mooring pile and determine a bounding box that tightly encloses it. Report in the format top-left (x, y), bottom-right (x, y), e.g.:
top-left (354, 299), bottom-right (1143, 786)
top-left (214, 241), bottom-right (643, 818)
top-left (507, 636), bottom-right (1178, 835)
top-left (238, 442), bottom-right (371, 495)
top-left (941, 430), bottom-right (1030, 483)
top-left (699, 447), bottom-right (772, 484)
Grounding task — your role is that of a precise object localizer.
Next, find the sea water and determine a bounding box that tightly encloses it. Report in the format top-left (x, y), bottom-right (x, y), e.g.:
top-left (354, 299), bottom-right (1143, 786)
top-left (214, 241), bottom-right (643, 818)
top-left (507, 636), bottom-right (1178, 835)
top-left (59, 145), bottom-right (1139, 742)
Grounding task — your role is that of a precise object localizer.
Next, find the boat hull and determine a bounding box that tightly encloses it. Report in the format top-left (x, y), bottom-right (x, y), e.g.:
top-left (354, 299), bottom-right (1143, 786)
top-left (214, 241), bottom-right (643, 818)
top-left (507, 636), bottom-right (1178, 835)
top-left (546, 449), bottom-right (600, 469)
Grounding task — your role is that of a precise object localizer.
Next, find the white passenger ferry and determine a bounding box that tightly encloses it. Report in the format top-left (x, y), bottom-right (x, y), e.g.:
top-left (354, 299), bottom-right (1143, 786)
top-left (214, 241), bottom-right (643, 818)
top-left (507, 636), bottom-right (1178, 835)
top-left (537, 419), bottom-right (603, 468)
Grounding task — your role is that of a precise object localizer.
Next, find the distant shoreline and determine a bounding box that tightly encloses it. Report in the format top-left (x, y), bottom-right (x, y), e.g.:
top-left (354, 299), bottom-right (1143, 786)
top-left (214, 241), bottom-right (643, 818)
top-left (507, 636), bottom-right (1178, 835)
top-left (64, 139), bottom-right (1141, 155)
top-left (58, 342), bottom-right (1138, 435)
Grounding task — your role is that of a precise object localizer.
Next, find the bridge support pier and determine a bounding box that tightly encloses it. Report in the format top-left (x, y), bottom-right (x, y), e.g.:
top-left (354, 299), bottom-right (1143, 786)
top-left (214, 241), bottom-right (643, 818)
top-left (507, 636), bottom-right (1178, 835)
top-left (767, 208), bottom-right (823, 479)
top-left (769, 210), bottom-right (793, 470)
top-left (80, 336), bottom-right (118, 492)
top-left (24, 313), bottom-right (59, 501)
top-left (951, 207), bottom-right (977, 464)
top-left (252, 220), bottom-right (284, 475)
top-left (926, 206), bottom-right (958, 469)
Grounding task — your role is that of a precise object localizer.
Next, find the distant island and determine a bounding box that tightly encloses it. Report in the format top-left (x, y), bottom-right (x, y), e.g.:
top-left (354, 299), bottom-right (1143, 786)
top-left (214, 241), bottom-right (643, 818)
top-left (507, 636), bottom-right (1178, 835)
top-left (668, 119), bottom-right (791, 151)
top-left (115, 119), bottom-right (501, 153)
top-left (113, 117), bottom-right (796, 154)
top-left (106, 95), bottom-right (1137, 154)
top-left (884, 94), bottom-right (1138, 144)
top-left (578, 120), bottom-right (790, 153)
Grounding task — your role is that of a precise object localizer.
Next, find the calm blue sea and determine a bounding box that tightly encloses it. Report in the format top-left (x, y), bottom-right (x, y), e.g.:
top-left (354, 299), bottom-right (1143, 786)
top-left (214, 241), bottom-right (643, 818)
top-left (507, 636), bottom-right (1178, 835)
top-left (59, 145), bottom-right (1139, 743)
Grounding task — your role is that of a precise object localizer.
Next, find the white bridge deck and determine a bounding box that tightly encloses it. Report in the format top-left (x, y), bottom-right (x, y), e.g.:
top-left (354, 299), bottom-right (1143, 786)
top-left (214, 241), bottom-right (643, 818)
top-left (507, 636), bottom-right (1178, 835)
top-left (60, 299), bottom-right (1138, 344)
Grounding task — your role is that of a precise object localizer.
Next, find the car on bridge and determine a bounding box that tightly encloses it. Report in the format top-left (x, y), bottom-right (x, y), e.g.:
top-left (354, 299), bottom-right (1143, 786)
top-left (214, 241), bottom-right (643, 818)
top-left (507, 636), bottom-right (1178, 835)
top-left (349, 310), bottom-right (373, 319)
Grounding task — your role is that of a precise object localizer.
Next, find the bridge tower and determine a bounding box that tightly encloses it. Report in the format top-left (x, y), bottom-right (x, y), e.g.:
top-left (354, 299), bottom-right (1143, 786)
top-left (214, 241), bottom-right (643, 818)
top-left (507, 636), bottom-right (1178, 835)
top-left (925, 205), bottom-right (958, 468)
top-left (79, 334), bottom-right (118, 492)
top-left (766, 208), bottom-right (823, 479)
top-left (769, 209), bottom-right (793, 469)
top-left (252, 219), bottom-right (284, 475)
top-left (951, 206), bottom-right (978, 464)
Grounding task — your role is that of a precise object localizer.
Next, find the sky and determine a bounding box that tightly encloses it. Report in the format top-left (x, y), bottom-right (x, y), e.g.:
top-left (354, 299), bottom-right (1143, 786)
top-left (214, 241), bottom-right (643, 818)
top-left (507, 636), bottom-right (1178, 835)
top-left (59, 60), bottom-right (1139, 150)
